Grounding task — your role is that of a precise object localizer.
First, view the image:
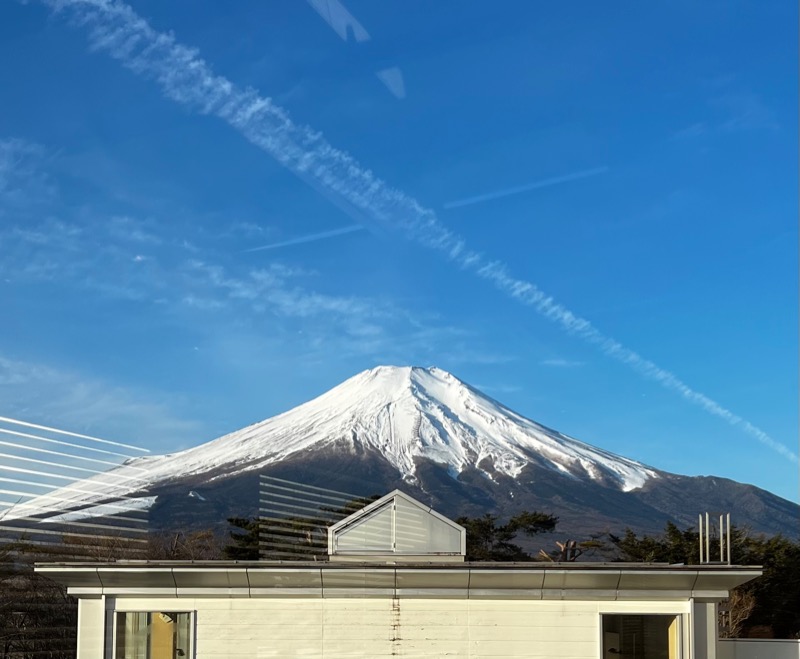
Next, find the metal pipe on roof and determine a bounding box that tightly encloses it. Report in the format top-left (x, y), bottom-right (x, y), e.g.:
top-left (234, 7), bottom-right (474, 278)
top-left (726, 513), bottom-right (731, 566)
top-left (698, 514), bottom-right (703, 563)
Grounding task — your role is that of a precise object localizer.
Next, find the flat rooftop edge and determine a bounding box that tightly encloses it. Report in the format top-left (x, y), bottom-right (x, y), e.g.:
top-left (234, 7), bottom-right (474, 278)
top-left (33, 560), bottom-right (763, 570)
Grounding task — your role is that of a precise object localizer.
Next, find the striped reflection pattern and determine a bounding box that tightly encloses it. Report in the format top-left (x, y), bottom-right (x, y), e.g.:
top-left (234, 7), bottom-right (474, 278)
top-left (0, 416), bottom-right (149, 659)
top-left (259, 475), bottom-right (380, 560)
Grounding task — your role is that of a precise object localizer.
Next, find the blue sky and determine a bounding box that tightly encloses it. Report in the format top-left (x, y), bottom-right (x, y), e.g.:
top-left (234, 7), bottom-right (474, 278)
top-left (1, 0), bottom-right (797, 502)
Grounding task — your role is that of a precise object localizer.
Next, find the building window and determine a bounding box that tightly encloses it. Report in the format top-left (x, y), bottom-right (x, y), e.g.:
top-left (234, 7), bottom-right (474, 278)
top-left (602, 614), bottom-right (680, 659)
top-left (114, 611), bottom-right (192, 659)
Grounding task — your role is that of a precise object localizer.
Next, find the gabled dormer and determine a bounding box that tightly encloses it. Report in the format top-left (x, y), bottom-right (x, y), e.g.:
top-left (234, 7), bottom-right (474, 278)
top-left (327, 490), bottom-right (466, 563)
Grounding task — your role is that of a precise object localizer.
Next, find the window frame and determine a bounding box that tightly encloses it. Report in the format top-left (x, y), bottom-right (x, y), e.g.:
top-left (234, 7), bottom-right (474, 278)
top-left (109, 609), bottom-right (195, 659)
top-left (599, 611), bottom-right (686, 659)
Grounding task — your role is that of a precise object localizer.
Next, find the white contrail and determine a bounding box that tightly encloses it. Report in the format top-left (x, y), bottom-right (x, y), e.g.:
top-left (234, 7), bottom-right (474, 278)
top-left (244, 225), bottom-right (364, 253)
top-left (40, 0), bottom-right (796, 463)
top-left (443, 167), bottom-right (609, 210)
top-left (0, 415), bottom-right (148, 452)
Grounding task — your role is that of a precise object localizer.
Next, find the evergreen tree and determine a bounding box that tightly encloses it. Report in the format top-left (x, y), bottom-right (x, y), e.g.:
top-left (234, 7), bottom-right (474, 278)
top-left (222, 517), bottom-right (261, 560)
top-left (456, 511), bottom-right (557, 561)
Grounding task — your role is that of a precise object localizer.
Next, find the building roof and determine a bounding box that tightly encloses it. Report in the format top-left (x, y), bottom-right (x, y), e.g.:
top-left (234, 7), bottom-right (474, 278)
top-left (35, 561), bottom-right (761, 601)
top-left (31, 495), bottom-right (763, 601)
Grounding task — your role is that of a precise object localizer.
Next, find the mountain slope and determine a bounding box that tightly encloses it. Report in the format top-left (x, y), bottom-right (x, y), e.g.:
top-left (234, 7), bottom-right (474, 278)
top-left (7, 366), bottom-right (798, 538)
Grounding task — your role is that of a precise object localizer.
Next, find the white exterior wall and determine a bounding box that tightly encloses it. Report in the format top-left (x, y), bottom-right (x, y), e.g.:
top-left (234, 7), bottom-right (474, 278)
top-left (718, 640), bottom-right (800, 659)
top-left (107, 596), bottom-right (691, 659)
top-left (76, 596), bottom-right (105, 659)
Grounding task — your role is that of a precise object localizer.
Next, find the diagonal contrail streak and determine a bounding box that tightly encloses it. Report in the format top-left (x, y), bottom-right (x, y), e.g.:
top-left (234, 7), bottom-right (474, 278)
top-left (38, 0), bottom-right (796, 463)
top-left (443, 167), bottom-right (609, 210)
top-left (244, 225), bottom-right (364, 253)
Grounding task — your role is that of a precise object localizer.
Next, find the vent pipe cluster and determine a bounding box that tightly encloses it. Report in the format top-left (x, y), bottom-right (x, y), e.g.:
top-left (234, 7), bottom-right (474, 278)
top-left (698, 512), bottom-right (731, 565)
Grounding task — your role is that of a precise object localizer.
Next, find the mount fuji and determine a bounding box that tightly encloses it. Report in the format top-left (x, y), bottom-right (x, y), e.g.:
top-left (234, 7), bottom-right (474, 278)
top-left (8, 366), bottom-right (798, 538)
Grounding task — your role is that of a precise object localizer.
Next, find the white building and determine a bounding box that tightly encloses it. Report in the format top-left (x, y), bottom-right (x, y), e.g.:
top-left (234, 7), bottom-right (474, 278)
top-left (37, 490), bottom-right (761, 659)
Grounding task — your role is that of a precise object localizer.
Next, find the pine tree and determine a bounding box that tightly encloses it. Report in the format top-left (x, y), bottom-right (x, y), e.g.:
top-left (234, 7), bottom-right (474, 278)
top-left (456, 511), bottom-right (558, 561)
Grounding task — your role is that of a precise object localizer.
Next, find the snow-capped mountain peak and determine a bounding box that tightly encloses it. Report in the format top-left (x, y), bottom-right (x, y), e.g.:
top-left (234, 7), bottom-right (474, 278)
top-left (5, 366), bottom-right (658, 521)
top-left (176, 364), bottom-right (656, 489)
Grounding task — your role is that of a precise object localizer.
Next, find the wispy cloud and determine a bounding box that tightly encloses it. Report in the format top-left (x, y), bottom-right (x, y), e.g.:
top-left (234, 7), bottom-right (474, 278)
top-left (672, 122), bottom-right (708, 140)
top-left (541, 358), bottom-right (585, 368)
top-left (182, 259), bottom-right (385, 324)
top-left (673, 87), bottom-right (779, 140)
top-left (223, 221), bottom-right (271, 239)
top-left (40, 0), bottom-right (796, 463)
top-left (443, 167), bottom-right (609, 210)
top-left (0, 138), bottom-right (56, 211)
top-left (3, 213), bottom-right (165, 301)
top-left (244, 224), bottom-right (364, 253)
top-left (0, 159), bottom-right (466, 369)
top-left (0, 355), bottom-right (202, 449)
top-left (0, 208), bottom-right (399, 347)
top-left (715, 91), bottom-right (779, 132)
top-left (106, 215), bottom-right (163, 245)
top-left (474, 383), bottom-right (522, 396)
